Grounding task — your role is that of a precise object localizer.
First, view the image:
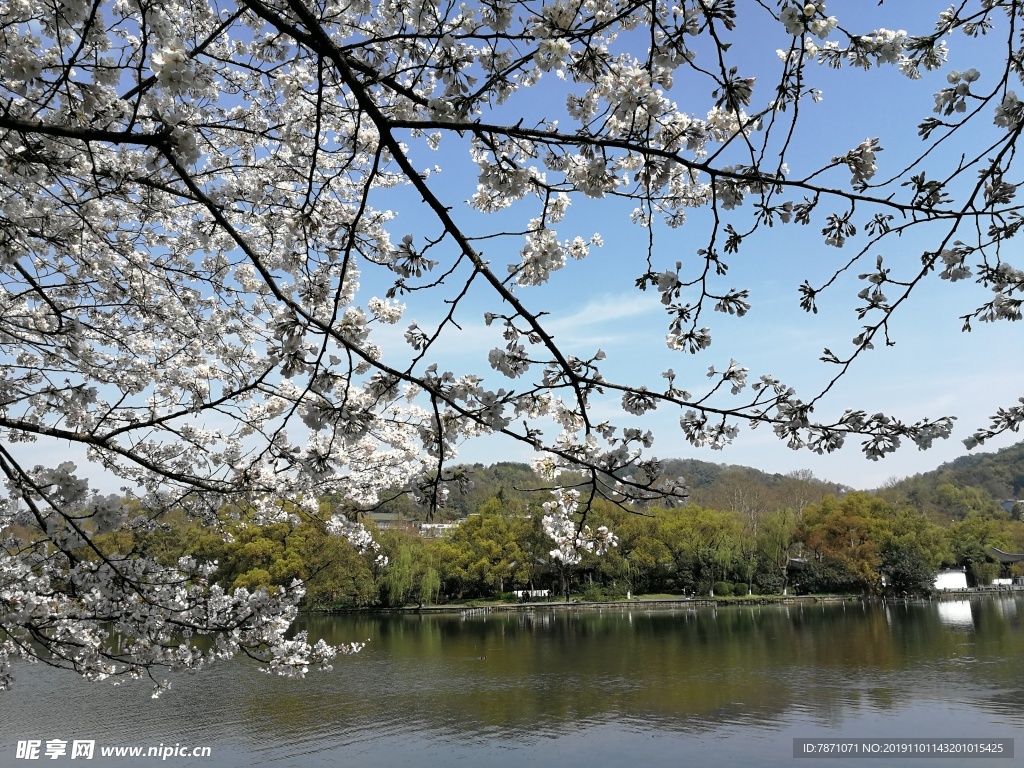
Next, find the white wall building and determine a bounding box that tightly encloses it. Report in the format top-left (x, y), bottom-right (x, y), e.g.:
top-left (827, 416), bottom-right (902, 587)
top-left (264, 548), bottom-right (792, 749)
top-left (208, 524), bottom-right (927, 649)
top-left (934, 569), bottom-right (969, 591)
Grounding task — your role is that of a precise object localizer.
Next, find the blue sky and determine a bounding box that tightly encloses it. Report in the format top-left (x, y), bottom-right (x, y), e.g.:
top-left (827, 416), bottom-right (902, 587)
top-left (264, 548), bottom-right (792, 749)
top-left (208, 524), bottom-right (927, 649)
top-left (18, 1), bottom-right (1024, 496)
top-left (352, 1), bottom-right (1024, 489)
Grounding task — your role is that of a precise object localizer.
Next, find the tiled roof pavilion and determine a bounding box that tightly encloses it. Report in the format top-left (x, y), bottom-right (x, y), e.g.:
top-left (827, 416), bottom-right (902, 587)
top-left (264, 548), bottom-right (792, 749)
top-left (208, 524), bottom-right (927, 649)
top-left (987, 546), bottom-right (1024, 564)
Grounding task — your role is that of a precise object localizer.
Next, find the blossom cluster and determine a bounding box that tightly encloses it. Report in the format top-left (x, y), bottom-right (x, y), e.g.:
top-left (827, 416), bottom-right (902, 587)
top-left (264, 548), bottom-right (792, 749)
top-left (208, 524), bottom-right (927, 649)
top-left (541, 489), bottom-right (618, 566)
top-left (151, 40), bottom-right (197, 95)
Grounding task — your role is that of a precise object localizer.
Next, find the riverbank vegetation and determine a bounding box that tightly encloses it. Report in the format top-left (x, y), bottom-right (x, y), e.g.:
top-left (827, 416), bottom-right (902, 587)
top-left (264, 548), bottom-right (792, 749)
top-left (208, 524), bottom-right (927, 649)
top-left (79, 447), bottom-right (1024, 608)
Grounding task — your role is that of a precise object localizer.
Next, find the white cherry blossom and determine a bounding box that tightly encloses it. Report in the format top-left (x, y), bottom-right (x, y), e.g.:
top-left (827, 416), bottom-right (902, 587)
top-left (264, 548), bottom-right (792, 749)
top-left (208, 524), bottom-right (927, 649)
top-left (1, 0), bottom-right (1022, 693)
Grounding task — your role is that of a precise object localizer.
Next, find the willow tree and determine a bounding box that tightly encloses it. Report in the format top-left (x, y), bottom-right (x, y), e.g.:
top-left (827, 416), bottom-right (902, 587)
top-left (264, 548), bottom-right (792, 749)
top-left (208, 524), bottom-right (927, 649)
top-left (2, 0), bottom-right (1024, 691)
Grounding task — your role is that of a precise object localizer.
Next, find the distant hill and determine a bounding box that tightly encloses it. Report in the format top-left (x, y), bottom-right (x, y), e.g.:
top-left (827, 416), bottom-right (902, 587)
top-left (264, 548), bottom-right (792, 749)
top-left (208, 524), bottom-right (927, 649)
top-left (881, 441), bottom-right (1024, 520)
top-left (369, 441), bottom-right (1024, 522)
top-left (373, 456), bottom-right (846, 520)
top-left (930, 442), bottom-right (1024, 499)
top-left (656, 457), bottom-right (846, 492)
top-left (657, 458), bottom-right (846, 515)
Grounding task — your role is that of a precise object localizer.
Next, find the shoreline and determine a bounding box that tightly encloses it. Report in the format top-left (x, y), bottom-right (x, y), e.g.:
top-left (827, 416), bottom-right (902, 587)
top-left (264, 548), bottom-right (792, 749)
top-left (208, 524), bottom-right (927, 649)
top-left (308, 585), bottom-right (1024, 616)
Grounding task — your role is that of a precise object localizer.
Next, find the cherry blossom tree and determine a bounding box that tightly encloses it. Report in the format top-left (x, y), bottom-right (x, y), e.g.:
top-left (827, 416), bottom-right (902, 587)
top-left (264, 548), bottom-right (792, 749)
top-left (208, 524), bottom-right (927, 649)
top-left (2, 0), bottom-right (1024, 691)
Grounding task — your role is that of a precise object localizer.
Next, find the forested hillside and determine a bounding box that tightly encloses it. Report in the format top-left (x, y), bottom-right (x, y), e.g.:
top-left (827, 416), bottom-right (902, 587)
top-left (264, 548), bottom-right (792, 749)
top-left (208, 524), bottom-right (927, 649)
top-left (372, 458), bottom-right (848, 522)
top-left (881, 442), bottom-right (1024, 521)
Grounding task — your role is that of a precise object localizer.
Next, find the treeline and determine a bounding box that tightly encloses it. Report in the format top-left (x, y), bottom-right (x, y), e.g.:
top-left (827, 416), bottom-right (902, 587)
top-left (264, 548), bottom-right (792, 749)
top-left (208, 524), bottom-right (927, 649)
top-left (392, 492), bottom-right (1023, 602)
top-left (76, 445), bottom-right (1024, 607)
top-left (88, 488), bottom-right (1024, 609)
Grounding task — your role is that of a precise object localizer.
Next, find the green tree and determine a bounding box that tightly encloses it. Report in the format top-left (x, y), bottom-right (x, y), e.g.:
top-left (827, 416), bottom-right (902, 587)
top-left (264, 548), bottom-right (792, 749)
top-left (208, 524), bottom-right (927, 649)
top-left (419, 566), bottom-right (442, 605)
top-left (880, 543), bottom-right (936, 596)
top-left (431, 498), bottom-right (542, 598)
top-left (756, 509), bottom-right (798, 594)
top-left (660, 506), bottom-right (741, 595)
top-left (378, 531), bottom-right (422, 606)
top-left (799, 494), bottom-right (895, 594)
top-left (293, 522), bottom-right (378, 608)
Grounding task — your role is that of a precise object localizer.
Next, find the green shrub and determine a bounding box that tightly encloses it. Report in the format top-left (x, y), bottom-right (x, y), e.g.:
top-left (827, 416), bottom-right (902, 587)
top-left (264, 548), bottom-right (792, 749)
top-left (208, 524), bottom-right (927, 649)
top-left (754, 569), bottom-right (784, 594)
top-left (603, 582), bottom-right (629, 600)
top-left (712, 581), bottom-right (733, 597)
top-left (733, 582), bottom-right (751, 597)
top-left (580, 584), bottom-right (608, 602)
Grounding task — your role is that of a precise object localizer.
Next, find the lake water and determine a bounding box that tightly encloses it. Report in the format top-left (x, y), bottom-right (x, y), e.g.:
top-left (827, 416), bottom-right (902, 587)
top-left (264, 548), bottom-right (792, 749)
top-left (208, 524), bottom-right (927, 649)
top-left (1, 597), bottom-right (1022, 767)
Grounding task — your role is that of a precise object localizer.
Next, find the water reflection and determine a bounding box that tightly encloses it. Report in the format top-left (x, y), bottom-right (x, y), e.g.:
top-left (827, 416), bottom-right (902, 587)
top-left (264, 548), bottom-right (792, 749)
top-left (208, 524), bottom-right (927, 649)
top-left (937, 599), bottom-right (975, 630)
top-left (1, 597), bottom-right (1022, 767)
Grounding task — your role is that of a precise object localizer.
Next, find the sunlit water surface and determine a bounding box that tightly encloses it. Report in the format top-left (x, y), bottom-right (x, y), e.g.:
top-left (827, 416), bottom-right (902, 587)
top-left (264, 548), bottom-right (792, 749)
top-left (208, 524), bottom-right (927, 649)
top-left (2, 598), bottom-right (1022, 767)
